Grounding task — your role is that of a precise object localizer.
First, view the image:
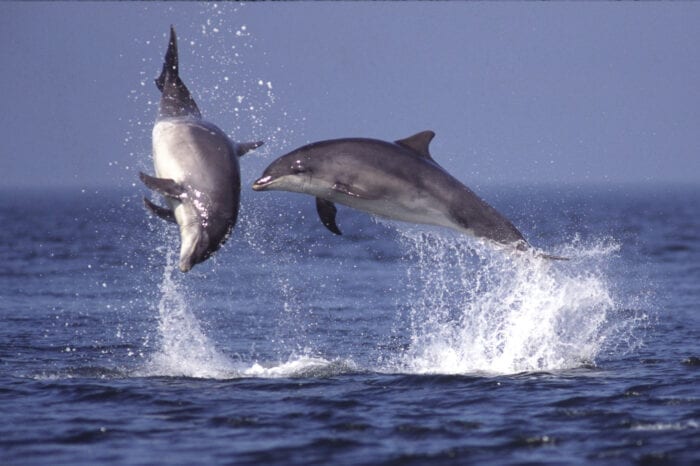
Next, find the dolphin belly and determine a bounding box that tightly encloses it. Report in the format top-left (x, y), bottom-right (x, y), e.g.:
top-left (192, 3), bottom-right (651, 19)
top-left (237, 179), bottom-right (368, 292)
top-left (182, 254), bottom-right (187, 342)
top-left (152, 119), bottom-right (206, 184)
top-left (328, 189), bottom-right (450, 230)
top-left (151, 118), bottom-right (238, 271)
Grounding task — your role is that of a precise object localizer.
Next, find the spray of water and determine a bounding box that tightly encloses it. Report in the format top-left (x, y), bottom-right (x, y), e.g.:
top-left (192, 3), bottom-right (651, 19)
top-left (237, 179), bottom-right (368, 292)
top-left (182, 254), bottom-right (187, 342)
top-left (386, 230), bottom-right (643, 375)
top-left (135, 247), bottom-right (347, 379)
top-left (136, 250), bottom-right (240, 378)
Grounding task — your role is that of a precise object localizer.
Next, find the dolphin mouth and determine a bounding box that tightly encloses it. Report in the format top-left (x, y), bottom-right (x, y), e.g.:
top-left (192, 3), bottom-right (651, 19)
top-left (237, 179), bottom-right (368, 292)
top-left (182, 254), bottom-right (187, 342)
top-left (252, 175), bottom-right (274, 191)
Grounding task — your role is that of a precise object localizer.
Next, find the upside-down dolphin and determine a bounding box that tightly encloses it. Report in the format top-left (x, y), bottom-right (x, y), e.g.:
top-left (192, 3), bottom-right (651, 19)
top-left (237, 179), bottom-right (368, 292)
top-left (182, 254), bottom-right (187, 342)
top-left (253, 131), bottom-right (559, 257)
top-left (140, 26), bottom-right (263, 272)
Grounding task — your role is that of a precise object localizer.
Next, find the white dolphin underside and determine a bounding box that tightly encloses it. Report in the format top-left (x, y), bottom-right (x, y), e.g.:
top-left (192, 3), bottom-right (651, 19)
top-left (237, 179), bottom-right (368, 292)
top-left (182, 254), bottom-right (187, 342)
top-left (152, 117), bottom-right (239, 271)
top-left (304, 178), bottom-right (464, 234)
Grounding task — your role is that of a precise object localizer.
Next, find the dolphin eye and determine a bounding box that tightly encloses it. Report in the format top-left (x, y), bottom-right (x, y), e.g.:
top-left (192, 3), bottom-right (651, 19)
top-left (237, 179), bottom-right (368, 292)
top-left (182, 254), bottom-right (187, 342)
top-left (291, 159), bottom-right (307, 174)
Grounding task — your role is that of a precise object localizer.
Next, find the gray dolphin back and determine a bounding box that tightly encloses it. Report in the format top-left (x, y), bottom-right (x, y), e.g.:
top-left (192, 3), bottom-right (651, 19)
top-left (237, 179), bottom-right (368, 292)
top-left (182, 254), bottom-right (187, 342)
top-left (156, 26), bottom-right (201, 119)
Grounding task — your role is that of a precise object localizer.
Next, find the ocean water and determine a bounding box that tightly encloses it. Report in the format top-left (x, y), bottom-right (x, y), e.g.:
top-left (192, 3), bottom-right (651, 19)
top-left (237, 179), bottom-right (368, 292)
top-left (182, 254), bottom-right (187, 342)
top-left (1, 184), bottom-right (698, 465)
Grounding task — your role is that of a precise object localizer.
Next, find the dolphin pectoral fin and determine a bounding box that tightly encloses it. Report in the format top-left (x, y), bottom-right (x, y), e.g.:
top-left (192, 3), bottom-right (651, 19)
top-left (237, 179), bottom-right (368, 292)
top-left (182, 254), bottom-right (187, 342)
top-left (143, 197), bottom-right (177, 224)
top-left (316, 197), bottom-right (342, 235)
top-left (236, 141), bottom-right (264, 157)
top-left (139, 172), bottom-right (186, 199)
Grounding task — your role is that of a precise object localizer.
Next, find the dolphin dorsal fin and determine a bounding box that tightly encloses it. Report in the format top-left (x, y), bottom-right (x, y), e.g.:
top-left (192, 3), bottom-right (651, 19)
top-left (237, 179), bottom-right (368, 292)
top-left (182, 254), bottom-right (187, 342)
top-left (394, 130), bottom-right (436, 160)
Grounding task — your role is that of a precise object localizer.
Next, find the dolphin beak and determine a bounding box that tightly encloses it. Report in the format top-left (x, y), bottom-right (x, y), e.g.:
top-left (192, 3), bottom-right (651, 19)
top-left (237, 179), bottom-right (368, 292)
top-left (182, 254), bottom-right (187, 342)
top-left (179, 261), bottom-right (192, 273)
top-left (252, 175), bottom-right (274, 191)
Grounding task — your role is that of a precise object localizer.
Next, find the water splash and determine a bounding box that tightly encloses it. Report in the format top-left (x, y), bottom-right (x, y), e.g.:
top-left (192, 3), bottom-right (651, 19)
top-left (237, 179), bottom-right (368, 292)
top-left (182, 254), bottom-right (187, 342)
top-left (137, 251), bottom-right (240, 378)
top-left (136, 250), bottom-right (347, 379)
top-left (386, 231), bottom-right (645, 375)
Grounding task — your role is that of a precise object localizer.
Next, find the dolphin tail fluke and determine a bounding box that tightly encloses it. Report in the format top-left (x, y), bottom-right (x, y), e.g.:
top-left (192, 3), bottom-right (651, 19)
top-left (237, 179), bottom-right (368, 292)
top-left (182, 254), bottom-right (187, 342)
top-left (143, 197), bottom-right (177, 224)
top-left (155, 26), bottom-right (201, 119)
top-left (139, 172), bottom-right (186, 199)
top-left (155, 26), bottom-right (178, 92)
top-left (236, 141), bottom-right (265, 157)
top-left (316, 198), bottom-right (342, 235)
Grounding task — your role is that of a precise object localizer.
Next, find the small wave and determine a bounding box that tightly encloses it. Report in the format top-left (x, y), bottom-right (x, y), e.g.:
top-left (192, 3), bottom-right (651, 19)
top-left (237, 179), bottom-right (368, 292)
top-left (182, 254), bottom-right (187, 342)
top-left (682, 356), bottom-right (700, 366)
top-left (135, 354), bottom-right (356, 380)
top-left (31, 366), bottom-right (129, 381)
top-left (631, 420), bottom-right (699, 432)
top-left (242, 356), bottom-right (357, 378)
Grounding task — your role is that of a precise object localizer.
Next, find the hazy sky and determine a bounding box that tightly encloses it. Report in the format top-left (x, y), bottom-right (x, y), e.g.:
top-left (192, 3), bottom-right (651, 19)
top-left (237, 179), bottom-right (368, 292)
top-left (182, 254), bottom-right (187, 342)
top-left (1, 2), bottom-right (699, 188)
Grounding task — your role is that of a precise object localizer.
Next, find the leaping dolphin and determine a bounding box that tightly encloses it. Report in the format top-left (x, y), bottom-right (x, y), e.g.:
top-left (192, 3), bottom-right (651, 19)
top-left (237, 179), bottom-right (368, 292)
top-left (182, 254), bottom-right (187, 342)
top-left (140, 26), bottom-right (263, 272)
top-left (253, 131), bottom-right (560, 257)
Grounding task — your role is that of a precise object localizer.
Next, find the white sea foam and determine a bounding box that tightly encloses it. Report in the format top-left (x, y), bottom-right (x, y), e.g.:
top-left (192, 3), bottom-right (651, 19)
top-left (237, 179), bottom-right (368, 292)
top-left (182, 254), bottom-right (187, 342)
top-left (385, 231), bottom-right (643, 375)
top-left (631, 420), bottom-right (699, 431)
top-left (243, 356), bottom-right (355, 378)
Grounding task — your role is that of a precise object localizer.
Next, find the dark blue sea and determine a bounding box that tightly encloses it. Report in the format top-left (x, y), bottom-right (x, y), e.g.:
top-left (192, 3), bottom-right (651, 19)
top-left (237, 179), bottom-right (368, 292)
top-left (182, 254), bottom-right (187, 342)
top-left (1, 183), bottom-right (698, 465)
